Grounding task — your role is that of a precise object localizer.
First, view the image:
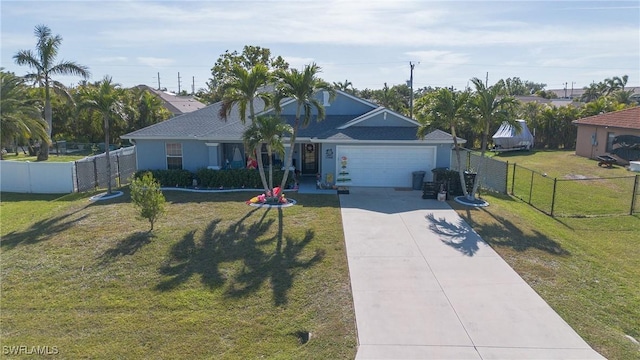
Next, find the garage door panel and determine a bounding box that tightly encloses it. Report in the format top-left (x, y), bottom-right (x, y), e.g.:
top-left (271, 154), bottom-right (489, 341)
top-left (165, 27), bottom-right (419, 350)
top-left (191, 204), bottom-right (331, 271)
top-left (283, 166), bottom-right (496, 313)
top-left (336, 146), bottom-right (435, 187)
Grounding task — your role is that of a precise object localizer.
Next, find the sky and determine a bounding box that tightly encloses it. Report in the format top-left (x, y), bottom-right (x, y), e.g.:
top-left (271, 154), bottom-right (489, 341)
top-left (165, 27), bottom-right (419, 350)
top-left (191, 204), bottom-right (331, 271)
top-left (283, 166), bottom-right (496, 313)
top-left (1, 0), bottom-right (639, 94)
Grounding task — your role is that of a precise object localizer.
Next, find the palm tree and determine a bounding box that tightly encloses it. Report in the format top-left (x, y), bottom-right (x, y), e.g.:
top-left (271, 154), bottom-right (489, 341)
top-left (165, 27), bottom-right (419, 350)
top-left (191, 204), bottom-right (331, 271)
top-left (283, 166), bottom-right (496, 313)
top-left (416, 87), bottom-right (471, 197)
top-left (468, 78), bottom-right (517, 200)
top-left (13, 24), bottom-right (90, 160)
top-left (332, 79), bottom-right (354, 94)
top-left (614, 75), bottom-right (629, 91)
top-left (218, 63), bottom-right (273, 192)
top-left (243, 115), bottom-right (292, 201)
top-left (0, 70), bottom-right (49, 155)
top-left (219, 63), bottom-right (272, 123)
top-left (274, 64), bottom-right (335, 191)
top-left (78, 76), bottom-right (125, 195)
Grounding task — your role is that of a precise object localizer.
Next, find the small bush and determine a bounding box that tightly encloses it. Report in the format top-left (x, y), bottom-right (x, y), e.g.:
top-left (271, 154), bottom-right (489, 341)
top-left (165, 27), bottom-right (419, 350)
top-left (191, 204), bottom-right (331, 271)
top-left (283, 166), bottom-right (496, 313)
top-left (130, 172), bottom-right (166, 231)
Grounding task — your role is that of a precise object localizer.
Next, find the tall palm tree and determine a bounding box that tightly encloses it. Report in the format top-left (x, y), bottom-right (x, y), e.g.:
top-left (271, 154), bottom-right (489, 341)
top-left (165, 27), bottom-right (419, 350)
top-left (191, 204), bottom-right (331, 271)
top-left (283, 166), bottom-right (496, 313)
top-left (13, 24), bottom-right (90, 160)
top-left (78, 76), bottom-right (125, 195)
top-left (219, 63), bottom-right (272, 123)
top-left (218, 63), bottom-right (273, 192)
top-left (614, 75), bottom-right (629, 91)
top-left (243, 115), bottom-right (292, 201)
top-left (468, 78), bottom-right (517, 199)
top-left (0, 70), bottom-right (49, 154)
top-left (416, 87), bottom-right (471, 197)
top-left (274, 64), bottom-right (335, 191)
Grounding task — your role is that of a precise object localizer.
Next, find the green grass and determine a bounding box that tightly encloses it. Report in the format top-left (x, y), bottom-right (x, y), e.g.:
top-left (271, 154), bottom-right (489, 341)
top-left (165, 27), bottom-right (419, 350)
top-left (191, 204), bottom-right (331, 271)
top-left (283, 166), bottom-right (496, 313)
top-left (453, 150), bottom-right (640, 359)
top-left (2, 152), bottom-right (89, 162)
top-left (497, 150), bottom-right (636, 216)
top-left (0, 191), bottom-right (356, 359)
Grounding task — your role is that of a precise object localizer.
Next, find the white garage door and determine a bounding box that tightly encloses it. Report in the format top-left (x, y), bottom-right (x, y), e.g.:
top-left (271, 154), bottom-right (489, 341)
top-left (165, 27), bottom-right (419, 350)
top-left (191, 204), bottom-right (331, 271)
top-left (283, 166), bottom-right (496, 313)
top-left (336, 145), bottom-right (436, 187)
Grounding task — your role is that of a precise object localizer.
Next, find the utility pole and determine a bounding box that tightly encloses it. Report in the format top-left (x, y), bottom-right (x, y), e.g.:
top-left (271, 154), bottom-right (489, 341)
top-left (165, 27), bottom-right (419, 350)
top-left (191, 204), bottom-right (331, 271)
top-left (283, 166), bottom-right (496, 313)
top-left (571, 82), bottom-right (576, 98)
top-left (192, 76), bottom-right (195, 95)
top-left (563, 82), bottom-right (568, 98)
top-left (409, 62), bottom-right (415, 119)
top-left (157, 72), bottom-right (161, 90)
top-left (485, 72), bottom-right (489, 87)
top-left (178, 72), bottom-right (181, 94)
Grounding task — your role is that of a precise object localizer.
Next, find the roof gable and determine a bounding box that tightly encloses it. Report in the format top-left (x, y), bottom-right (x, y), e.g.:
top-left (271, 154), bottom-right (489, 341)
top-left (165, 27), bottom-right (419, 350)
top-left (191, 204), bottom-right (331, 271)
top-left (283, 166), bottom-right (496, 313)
top-left (338, 107), bottom-right (419, 129)
top-left (573, 107), bottom-right (640, 130)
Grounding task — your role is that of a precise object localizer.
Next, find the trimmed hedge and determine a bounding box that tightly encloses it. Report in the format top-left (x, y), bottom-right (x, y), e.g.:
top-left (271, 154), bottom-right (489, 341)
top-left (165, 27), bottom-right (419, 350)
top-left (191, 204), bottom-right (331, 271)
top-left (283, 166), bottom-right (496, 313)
top-left (135, 168), bottom-right (295, 189)
top-left (134, 169), bottom-right (193, 187)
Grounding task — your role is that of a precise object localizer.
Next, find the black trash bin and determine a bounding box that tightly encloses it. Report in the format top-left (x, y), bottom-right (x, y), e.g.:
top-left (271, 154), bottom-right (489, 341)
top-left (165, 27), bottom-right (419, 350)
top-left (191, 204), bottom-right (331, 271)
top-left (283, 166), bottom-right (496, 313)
top-left (412, 171), bottom-right (426, 190)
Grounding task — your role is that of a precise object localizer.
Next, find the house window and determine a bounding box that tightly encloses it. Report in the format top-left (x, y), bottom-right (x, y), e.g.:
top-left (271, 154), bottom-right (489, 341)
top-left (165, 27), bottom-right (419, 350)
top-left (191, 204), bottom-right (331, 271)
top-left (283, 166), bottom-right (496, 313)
top-left (606, 132), bottom-right (615, 153)
top-left (166, 143), bottom-right (183, 170)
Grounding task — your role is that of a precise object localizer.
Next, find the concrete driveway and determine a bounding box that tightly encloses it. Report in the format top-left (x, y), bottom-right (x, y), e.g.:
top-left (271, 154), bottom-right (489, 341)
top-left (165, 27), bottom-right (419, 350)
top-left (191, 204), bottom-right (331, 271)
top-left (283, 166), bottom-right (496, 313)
top-left (339, 187), bottom-right (604, 360)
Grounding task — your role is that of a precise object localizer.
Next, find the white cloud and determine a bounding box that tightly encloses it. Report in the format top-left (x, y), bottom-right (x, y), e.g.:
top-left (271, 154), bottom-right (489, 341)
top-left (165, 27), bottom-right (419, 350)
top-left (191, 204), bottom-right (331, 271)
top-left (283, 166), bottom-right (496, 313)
top-left (137, 57), bottom-right (175, 68)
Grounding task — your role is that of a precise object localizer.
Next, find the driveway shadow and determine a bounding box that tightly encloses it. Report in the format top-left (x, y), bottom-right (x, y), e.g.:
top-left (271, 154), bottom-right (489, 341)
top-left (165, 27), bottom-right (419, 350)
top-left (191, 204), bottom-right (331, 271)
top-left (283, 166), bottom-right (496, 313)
top-left (425, 213), bottom-right (485, 256)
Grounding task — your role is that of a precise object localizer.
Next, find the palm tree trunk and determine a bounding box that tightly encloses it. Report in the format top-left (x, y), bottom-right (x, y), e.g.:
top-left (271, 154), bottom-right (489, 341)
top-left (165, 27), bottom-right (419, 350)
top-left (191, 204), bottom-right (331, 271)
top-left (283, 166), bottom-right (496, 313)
top-left (104, 114), bottom-right (112, 195)
top-left (38, 84), bottom-right (52, 161)
top-left (279, 105), bottom-right (300, 191)
top-left (254, 146), bottom-right (270, 195)
top-left (469, 123), bottom-right (490, 199)
top-left (451, 125), bottom-right (469, 197)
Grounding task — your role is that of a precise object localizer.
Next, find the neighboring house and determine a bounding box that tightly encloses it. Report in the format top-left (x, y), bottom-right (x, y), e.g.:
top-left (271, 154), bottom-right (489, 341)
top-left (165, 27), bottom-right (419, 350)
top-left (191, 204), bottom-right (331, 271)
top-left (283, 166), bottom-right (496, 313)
top-left (573, 106), bottom-right (640, 164)
top-left (121, 90), bottom-right (463, 187)
top-left (136, 85), bottom-right (206, 116)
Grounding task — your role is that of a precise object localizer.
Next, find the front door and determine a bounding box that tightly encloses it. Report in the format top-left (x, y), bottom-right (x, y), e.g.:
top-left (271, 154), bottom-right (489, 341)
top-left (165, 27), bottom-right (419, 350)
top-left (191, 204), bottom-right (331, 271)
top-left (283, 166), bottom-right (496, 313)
top-left (302, 143), bottom-right (318, 175)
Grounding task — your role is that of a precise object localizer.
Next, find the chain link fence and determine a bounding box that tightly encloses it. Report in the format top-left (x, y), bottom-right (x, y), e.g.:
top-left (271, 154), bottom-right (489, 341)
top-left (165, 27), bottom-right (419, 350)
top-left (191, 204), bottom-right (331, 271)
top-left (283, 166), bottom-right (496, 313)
top-left (451, 149), bottom-right (509, 194)
top-left (74, 147), bottom-right (136, 192)
top-left (510, 163), bottom-right (639, 217)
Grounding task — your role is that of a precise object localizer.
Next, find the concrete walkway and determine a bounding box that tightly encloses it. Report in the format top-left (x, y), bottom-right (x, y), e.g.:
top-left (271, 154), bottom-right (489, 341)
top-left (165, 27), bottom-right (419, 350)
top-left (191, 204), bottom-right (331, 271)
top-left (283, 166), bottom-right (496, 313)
top-left (339, 187), bottom-right (604, 360)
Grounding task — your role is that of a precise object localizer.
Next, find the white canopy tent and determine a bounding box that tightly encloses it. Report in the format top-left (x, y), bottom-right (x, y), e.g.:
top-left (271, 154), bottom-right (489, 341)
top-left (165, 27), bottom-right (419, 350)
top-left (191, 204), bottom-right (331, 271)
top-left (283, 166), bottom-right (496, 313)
top-left (492, 119), bottom-right (534, 151)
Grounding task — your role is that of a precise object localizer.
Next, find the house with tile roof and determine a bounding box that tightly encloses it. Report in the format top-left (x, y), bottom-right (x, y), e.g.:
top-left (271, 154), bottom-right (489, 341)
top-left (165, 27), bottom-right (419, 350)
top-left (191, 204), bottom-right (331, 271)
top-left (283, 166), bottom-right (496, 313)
top-left (121, 90), bottom-right (464, 187)
top-left (573, 106), bottom-right (640, 163)
top-left (136, 85), bottom-right (206, 116)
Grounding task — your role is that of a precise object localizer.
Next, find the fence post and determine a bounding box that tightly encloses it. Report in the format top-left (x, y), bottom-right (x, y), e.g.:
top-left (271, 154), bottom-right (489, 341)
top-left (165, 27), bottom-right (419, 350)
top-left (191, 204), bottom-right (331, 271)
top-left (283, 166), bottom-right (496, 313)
top-left (631, 175), bottom-right (639, 215)
top-left (504, 161), bottom-right (509, 194)
top-left (93, 157), bottom-right (98, 190)
top-left (528, 169), bottom-right (534, 204)
top-left (511, 163), bottom-right (516, 195)
top-left (551, 178), bottom-right (557, 217)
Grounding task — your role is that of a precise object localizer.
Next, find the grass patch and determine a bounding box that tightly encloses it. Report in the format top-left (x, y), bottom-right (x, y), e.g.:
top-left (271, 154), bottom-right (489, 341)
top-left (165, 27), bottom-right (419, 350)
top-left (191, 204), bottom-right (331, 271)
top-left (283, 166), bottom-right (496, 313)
top-left (455, 150), bottom-right (640, 359)
top-left (1, 191), bottom-right (356, 359)
top-left (2, 152), bottom-right (90, 162)
top-left (499, 150), bottom-right (636, 216)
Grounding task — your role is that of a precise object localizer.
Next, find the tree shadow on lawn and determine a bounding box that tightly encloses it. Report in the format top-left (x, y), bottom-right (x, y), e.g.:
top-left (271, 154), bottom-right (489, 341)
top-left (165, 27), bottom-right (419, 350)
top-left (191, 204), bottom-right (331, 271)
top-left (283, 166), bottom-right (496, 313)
top-left (98, 231), bottom-right (155, 264)
top-left (1, 210), bottom-right (89, 250)
top-left (457, 207), bottom-right (570, 256)
top-left (155, 207), bottom-right (324, 306)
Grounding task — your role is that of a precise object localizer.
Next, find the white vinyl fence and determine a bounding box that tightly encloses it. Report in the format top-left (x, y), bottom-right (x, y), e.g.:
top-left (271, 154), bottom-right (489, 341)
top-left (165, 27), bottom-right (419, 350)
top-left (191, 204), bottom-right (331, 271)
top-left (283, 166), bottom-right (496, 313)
top-left (0, 146), bottom-right (137, 194)
top-left (0, 161), bottom-right (75, 193)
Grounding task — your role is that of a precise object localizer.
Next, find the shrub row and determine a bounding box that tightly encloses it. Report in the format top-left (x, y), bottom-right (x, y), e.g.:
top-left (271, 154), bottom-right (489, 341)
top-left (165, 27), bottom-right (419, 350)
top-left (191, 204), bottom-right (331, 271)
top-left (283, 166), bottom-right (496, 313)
top-left (135, 168), bottom-right (295, 189)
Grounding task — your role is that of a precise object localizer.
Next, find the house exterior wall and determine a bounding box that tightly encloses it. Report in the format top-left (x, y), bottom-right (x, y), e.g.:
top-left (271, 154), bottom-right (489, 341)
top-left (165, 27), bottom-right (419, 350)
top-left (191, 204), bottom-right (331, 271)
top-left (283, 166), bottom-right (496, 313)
top-left (575, 125), bottom-right (640, 163)
top-left (135, 139), bottom-right (209, 172)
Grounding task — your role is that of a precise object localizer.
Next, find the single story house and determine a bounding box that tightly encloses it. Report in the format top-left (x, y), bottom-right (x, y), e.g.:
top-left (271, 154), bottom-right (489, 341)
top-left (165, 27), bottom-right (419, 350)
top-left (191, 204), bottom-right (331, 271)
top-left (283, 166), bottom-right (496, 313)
top-left (573, 106), bottom-right (640, 164)
top-left (136, 85), bottom-right (206, 116)
top-left (121, 89), bottom-right (464, 187)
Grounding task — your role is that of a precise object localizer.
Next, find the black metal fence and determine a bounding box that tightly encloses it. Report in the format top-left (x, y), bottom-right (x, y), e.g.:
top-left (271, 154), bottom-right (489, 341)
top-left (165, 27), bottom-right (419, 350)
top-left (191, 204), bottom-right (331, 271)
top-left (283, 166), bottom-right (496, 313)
top-left (510, 163), bottom-right (639, 217)
top-left (74, 147), bottom-right (136, 192)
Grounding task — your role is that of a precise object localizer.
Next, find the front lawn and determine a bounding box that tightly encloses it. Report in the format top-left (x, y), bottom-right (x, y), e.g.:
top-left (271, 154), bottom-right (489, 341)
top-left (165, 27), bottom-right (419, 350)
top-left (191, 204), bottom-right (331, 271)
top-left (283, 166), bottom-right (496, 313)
top-left (0, 191), bottom-right (357, 359)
